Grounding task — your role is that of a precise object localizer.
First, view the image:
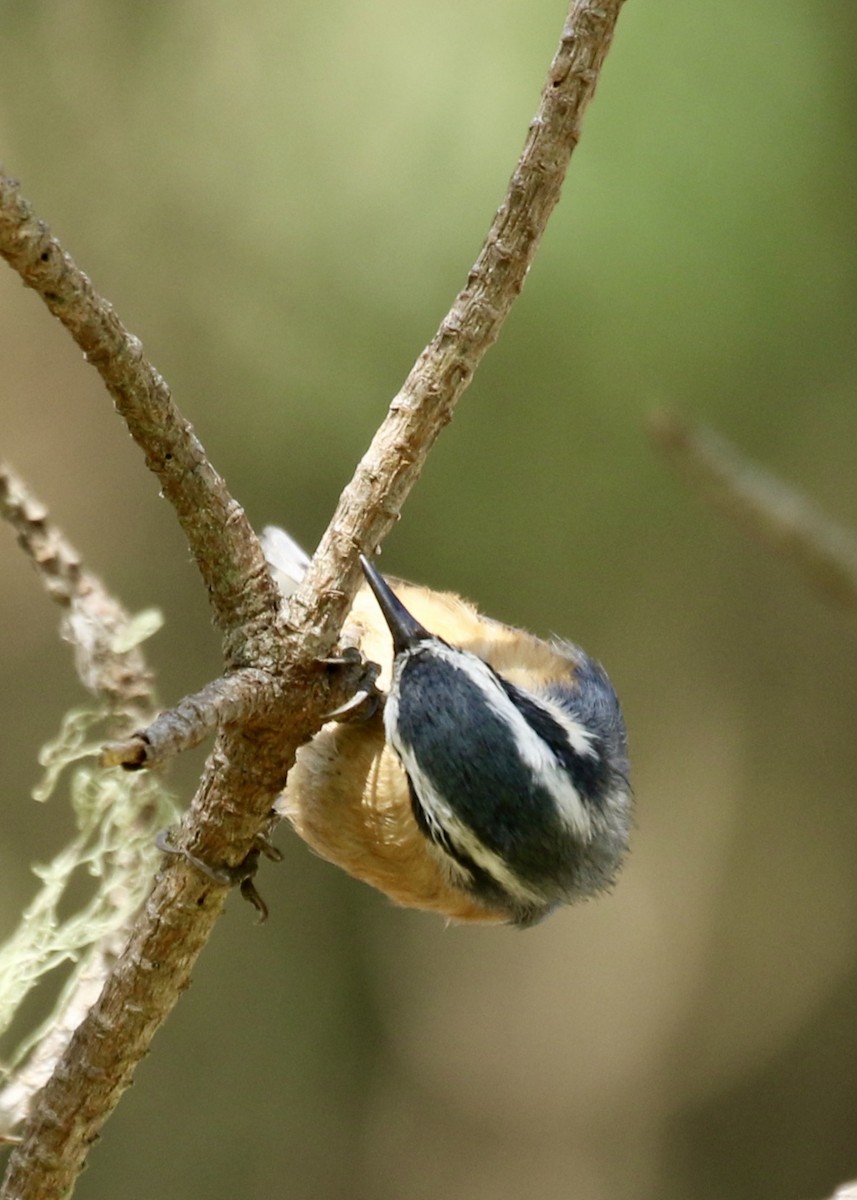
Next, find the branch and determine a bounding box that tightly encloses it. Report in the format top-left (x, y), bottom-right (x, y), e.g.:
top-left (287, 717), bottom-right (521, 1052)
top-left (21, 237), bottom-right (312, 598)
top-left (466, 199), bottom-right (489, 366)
top-left (0, 3), bottom-right (627, 1196)
top-left (0, 182), bottom-right (279, 662)
top-left (649, 412), bottom-right (857, 616)
top-left (99, 669), bottom-right (281, 770)
top-left (291, 0), bottom-right (627, 641)
top-left (0, 464), bottom-right (167, 1134)
top-left (0, 461), bottom-right (157, 722)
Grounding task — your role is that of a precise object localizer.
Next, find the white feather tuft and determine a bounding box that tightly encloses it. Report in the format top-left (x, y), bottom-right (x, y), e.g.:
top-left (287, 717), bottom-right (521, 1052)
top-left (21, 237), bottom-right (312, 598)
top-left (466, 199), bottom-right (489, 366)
top-left (261, 525), bottom-right (311, 598)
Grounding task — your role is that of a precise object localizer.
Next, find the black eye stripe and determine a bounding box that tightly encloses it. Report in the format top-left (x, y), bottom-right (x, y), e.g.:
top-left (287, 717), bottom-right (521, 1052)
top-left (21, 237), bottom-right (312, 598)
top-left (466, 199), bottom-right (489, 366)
top-left (394, 654), bottom-right (572, 876)
top-left (496, 677), bottom-right (577, 752)
top-left (495, 676), bottom-right (613, 807)
top-left (405, 772), bottom-right (551, 925)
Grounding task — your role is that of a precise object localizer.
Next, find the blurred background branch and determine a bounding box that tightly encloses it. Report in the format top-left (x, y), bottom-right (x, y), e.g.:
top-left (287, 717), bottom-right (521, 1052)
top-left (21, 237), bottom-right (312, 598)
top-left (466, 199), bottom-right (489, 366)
top-left (0, 463), bottom-right (174, 1138)
top-left (2, 1), bottom-right (857, 1199)
top-left (650, 411), bottom-right (857, 616)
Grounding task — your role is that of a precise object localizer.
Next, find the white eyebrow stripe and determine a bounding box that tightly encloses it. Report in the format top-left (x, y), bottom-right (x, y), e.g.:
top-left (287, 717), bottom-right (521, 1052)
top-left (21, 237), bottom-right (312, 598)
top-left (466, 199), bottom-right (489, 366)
top-left (393, 641), bottom-right (594, 840)
top-left (523, 692), bottom-right (598, 759)
top-left (392, 741), bottom-right (550, 907)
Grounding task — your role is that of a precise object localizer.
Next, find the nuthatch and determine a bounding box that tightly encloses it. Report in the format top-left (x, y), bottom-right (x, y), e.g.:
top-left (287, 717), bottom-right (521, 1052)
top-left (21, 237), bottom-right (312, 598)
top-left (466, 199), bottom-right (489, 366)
top-left (263, 528), bottom-right (631, 927)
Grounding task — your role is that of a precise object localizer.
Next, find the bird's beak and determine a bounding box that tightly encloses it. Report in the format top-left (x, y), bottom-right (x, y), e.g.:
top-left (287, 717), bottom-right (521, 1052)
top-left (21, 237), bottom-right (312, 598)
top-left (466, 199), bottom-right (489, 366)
top-left (360, 554), bottom-right (430, 653)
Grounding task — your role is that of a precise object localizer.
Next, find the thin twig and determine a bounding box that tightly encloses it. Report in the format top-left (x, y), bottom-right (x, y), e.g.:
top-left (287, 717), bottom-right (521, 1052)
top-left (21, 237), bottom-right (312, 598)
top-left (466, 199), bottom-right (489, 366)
top-left (290, 0), bottom-right (627, 641)
top-left (0, 3), bottom-right (627, 1196)
top-left (99, 668), bottom-right (281, 769)
top-left (649, 412), bottom-right (857, 615)
top-left (97, 0), bottom-right (626, 764)
top-left (0, 464), bottom-right (164, 1134)
top-left (0, 461), bottom-right (156, 721)
top-left (0, 182), bottom-right (279, 662)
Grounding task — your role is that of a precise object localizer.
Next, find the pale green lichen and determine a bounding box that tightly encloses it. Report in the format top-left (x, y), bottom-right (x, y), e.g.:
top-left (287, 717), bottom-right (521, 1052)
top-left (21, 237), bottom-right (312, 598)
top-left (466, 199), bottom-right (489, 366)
top-left (0, 705), bottom-right (176, 1079)
top-left (107, 606), bottom-right (163, 655)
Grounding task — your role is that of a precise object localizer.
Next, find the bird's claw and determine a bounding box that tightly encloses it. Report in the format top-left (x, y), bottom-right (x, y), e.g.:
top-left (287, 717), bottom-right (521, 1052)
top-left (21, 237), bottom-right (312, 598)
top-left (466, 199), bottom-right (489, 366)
top-left (155, 827), bottom-right (282, 923)
top-left (320, 649), bottom-right (382, 722)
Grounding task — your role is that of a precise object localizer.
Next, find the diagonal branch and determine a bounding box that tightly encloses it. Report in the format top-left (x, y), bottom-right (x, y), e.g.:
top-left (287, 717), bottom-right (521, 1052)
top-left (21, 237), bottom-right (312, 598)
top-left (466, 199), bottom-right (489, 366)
top-left (291, 0), bottom-right (627, 641)
top-left (0, 180), bottom-right (279, 662)
top-left (0, 464), bottom-right (168, 1135)
top-left (0, 460), bottom-right (157, 722)
top-left (649, 412), bottom-right (857, 616)
top-left (0, 3), bottom-right (627, 1197)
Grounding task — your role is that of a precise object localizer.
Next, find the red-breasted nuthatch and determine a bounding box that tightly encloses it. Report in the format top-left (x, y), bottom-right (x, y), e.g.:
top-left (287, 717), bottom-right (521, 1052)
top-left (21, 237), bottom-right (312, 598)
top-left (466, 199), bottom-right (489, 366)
top-left (263, 528), bottom-right (631, 927)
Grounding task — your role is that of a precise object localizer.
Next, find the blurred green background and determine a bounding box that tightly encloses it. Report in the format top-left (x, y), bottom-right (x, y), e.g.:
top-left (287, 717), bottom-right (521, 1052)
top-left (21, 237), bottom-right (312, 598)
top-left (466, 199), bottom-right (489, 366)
top-left (2, 1), bottom-right (857, 1197)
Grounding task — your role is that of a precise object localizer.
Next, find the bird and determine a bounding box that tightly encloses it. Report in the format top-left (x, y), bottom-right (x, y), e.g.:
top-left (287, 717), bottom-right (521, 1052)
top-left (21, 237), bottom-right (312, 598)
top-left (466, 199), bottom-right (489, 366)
top-left (263, 527), bottom-right (631, 927)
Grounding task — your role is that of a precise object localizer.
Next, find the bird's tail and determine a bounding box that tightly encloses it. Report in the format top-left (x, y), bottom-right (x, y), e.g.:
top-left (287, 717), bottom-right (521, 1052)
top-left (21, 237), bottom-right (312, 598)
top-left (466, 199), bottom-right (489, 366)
top-left (260, 525), bottom-right (311, 598)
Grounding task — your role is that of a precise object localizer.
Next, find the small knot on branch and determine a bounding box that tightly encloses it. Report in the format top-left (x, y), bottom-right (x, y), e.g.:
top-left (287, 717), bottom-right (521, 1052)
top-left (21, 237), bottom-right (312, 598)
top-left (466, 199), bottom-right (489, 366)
top-left (100, 735), bottom-right (151, 771)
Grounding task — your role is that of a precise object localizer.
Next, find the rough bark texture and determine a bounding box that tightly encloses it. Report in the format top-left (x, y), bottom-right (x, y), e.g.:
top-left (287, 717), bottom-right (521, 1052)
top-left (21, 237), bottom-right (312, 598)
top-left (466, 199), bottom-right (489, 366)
top-left (0, 3), bottom-right (626, 1196)
top-left (290, 0), bottom-right (627, 645)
